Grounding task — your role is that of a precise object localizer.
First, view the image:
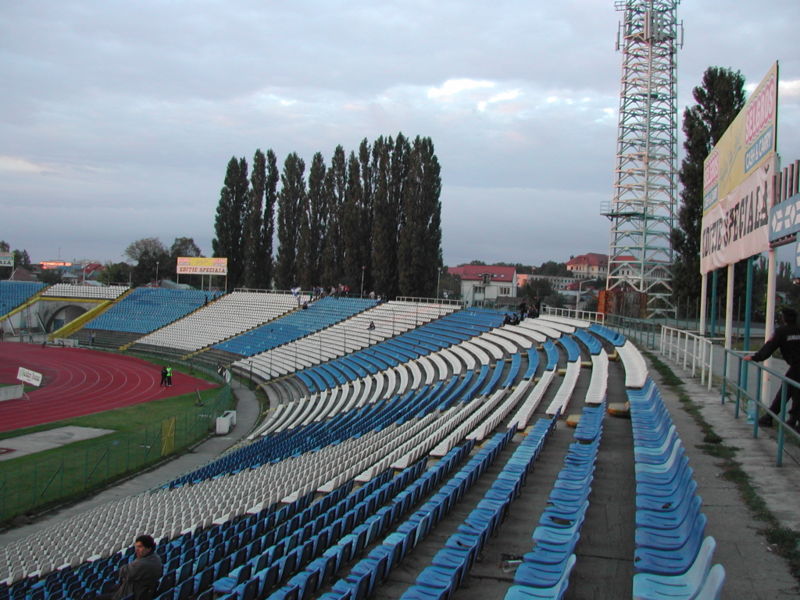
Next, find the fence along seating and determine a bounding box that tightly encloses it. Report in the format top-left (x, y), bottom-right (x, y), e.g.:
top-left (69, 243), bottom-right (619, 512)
top-left (133, 291), bottom-right (301, 353)
top-left (0, 280), bottom-right (45, 316)
top-left (40, 283), bottom-right (129, 300)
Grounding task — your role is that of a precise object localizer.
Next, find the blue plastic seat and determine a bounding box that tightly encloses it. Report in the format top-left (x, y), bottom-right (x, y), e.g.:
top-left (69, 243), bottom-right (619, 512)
top-left (503, 554), bottom-right (576, 599)
top-left (632, 537), bottom-right (717, 600)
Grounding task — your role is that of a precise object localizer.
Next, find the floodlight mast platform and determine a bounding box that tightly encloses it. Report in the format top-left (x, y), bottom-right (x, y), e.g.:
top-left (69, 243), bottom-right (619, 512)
top-left (602, 0), bottom-right (682, 318)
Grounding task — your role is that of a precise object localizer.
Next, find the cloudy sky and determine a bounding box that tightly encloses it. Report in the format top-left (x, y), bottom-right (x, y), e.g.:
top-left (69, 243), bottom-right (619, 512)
top-left (2, 1), bottom-right (799, 268)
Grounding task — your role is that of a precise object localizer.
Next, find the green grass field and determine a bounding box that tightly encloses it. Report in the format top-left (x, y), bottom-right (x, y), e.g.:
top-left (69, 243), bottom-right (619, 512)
top-left (0, 382), bottom-right (233, 525)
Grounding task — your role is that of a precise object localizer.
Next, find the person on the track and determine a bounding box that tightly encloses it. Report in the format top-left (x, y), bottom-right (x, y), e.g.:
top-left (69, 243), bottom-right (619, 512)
top-left (159, 366), bottom-right (168, 387)
top-left (166, 366), bottom-right (173, 387)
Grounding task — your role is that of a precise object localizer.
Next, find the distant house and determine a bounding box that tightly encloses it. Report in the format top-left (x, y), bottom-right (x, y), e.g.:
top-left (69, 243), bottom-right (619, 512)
top-left (566, 253), bottom-right (608, 279)
top-left (518, 273), bottom-right (578, 292)
top-left (448, 265), bottom-right (517, 307)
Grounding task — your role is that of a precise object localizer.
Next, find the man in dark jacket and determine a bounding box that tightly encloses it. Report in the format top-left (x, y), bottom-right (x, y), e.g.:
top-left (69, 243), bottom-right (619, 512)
top-left (744, 307), bottom-right (800, 428)
top-left (111, 535), bottom-right (163, 600)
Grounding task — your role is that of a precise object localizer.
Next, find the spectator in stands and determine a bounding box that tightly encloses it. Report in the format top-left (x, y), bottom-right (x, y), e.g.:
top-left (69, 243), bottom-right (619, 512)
top-left (166, 366), bottom-right (173, 387)
top-left (160, 366), bottom-right (168, 387)
top-left (745, 307), bottom-right (800, 429)
top-left (503, 313), bottom-right (512, 325)
top-left (97, 534), bottom-right (162, 600)
top-left (90, 332), bottom-right (96, 346)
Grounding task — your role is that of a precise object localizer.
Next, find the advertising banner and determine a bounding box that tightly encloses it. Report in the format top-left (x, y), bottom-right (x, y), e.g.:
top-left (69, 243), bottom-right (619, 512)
top-left (176, 257), bottom-right (228, 275)
top-left (703, 62), bottom-right (778, 215)
top-left (700, 153), bottom-right (776, 274)
top-left (17, 367), bottom-right (43, 387)
top-left (0, 253), bottom-right (12, 268)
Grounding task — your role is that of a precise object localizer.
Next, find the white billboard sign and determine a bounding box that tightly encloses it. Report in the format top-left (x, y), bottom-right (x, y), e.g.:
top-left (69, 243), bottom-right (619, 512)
top-left (17, 367), bottom-right (43, 387)
top-left (700, 153), bottom-right (776, 274)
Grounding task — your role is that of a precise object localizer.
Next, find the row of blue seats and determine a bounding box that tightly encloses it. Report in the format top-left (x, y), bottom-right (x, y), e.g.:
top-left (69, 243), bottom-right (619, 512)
top-left (0, 281), bottom-right (45, 316)
top-left (87, 288), bottom-right (217, 334)
top-left (403, 417), bottom-right (558, 599)
top-left (543, 340), bottom-right (559, 371)
top-left (8, 486), bottom-right (328, 600)
top-left (505, 403), bottom-right (604, 599)
top-left (629, 379), bottom-right (725, 599)
top-left (557, 336), bottom-right (580, 362)
top-left (299, 308), bottom-right (505, 394)
top-left (154, 467), bottom-right (403, 600)
top-left (573, 328), bottom-right (603, 355)
top-left (588, 323), bottom-right (625, 347)
top-left (316, 430), bottom-right (516, 600)
top-left (223, 442), bottom-right (478, 600)
top-left (214, 297), bottom-right (377, 356)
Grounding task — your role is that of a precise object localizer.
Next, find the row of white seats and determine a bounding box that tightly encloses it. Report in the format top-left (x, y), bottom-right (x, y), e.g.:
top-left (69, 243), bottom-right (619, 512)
top-left (256, 328), bottom-right (526, 437)
top-left (468, 377), bottom-right (534, 441)
top-left (235, 301), bottom-right (459, 378)
top-left (41, 283), bottom-right (128, 300)
top-left (136, 291), bottom-right (302, 352)
top-left (0, 405), bottom-right (452, 583)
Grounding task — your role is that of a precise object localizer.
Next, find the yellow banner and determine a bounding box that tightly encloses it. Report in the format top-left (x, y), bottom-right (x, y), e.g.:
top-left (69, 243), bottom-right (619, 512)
top-left (703, 62), bottom-right (778, 214)
top-left (176, 256), bottom-right (228, 275)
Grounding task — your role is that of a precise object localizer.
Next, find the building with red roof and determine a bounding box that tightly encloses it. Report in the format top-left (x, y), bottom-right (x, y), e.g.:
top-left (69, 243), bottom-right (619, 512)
top-left (447, 265), bottom-right (517, 307)
top-left (566, 253), bottom-right (608, 279)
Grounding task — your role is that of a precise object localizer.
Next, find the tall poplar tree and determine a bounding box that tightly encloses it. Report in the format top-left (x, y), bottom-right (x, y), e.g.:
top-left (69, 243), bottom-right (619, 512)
top-left (398, 136), bottom-right (442, 296)
top-left (298, 152), bottom-right (328, 287)
top-left (212, 157), bottom-right (249, 289)
top-left (341, 151), bottom-right (367, 292)
top-left (370, 137), bottom-right (397, 298)
top-left (242, 149), bottom-right (266, 289)
top-left (320, 145), bottom-right (347, 287)
top-left (671, 67), bottom-right (746, 311)
top-left (262, 149), bottom-right (279, 289)
top-left (275, 153), bottom-right (306, 290)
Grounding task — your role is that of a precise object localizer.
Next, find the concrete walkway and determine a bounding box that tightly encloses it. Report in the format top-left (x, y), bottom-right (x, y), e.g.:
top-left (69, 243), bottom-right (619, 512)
top-left (0, 380), bottom-right (262, 546)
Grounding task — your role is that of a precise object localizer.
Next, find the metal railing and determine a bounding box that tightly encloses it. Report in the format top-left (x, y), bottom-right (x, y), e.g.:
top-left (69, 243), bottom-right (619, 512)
top-left (541, 305), bottom-right (797, 465)
top-left (540, 305), bottom-right (605, 324)
top-left (720, 348), bottom-right (800, 466)
top-left (660, 325), bottom-right (717, 390)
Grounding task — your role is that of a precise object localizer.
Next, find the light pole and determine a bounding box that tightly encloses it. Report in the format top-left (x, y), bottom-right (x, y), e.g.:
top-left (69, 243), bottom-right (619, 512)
top-left (436, 267), bottom-right (445, 299)
top-left (360, 266), bottom-right (365, 298)
top-left (155, 261), bottom-right (160, 285)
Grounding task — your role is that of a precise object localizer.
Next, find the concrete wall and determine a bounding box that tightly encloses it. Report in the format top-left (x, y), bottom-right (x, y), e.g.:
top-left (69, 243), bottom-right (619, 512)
top-left (0, 385), bottom-right (23, 402)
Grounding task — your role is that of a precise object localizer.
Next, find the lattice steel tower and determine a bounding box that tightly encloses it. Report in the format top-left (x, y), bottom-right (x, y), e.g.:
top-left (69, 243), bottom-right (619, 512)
top-left (602, 0), bottom-right (682, 318)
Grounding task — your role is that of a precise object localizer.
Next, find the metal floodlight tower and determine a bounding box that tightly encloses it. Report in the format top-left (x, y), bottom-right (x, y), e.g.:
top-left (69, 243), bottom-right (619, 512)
top-left (602, 0), bottom-right (682, 318)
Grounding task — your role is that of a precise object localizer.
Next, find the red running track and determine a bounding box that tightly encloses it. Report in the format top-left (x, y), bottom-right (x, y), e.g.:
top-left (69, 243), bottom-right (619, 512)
top-left (0, 343), bottom-right (218, 433)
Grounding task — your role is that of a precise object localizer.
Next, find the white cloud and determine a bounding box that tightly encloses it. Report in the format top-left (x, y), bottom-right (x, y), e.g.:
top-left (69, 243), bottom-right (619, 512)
top-left (0, 155), bottom-right (55, 174)
top-left (427, 78), bottom-right (495, 100)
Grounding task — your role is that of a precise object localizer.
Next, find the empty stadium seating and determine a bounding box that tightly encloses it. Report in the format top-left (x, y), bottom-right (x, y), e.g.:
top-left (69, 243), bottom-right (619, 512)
top-left (0, 281), bottom-right (45, 316)
top-left (40, 283), bottom-right (128, 300)
top-left (0, 303), bottom-right (727, 600)
top-left (84, 288), bottom-right (219, 335)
